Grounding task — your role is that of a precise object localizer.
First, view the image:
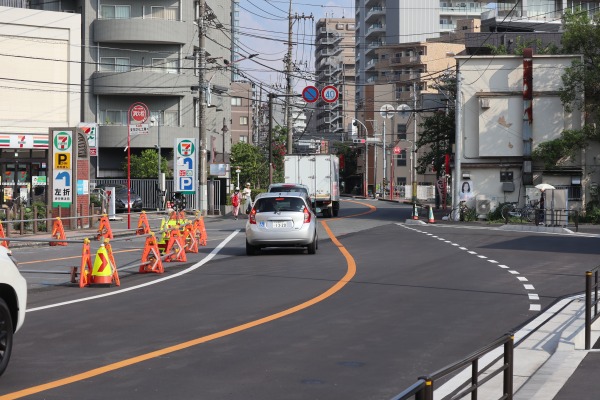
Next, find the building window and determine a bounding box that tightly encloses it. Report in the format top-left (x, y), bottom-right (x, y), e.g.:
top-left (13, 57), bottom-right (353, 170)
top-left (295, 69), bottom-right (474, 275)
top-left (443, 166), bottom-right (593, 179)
top-left (100, 5), bottom-right (130, 19)
top-left (239, 135), bottom-right (248, 143)
top-left (397, 124), bottom-right (407, 140)
top-left (240, 116), bottom-right (248, 126)
top-left (231, 97), bottom-right (242, 106)
top-left (100, 57), bottom-right (130, 72)
top-left (100, 110), bottom-right (127, 125)
top-left (149, 6), bottom-right (177, 20)
top-left (152, 58), bottom-right (179, 74)
top-left (396, 149), bottom-right (407, 166)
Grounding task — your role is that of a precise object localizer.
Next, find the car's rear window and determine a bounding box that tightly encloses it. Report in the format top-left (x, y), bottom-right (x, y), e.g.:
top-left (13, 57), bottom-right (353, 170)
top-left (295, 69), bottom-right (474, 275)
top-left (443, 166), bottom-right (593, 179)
top-left (269, 186), bottom-right (308, 195)
top-left (255, 197), bottom-right (306, 213)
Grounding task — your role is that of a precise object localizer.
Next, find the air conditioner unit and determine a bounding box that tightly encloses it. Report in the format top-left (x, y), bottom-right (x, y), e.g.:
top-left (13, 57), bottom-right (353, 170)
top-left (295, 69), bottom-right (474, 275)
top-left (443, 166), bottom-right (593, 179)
top-left (476, 199), bottom-right (491, 215)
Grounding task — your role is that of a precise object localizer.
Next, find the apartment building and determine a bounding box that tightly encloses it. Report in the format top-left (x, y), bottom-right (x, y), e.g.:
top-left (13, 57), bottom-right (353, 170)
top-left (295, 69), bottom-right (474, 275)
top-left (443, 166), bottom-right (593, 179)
top-left (314, 18), bottom-right (356, 142)
top-left (29, 0), bottom-right (232, 178)
top-left (230, 82), bottom-right (255, 147)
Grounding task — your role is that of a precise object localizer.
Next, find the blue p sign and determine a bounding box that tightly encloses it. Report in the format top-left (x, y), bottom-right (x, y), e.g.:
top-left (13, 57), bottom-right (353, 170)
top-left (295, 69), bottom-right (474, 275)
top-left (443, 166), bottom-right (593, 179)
top-left (179, 177), bottom-right (193, 191)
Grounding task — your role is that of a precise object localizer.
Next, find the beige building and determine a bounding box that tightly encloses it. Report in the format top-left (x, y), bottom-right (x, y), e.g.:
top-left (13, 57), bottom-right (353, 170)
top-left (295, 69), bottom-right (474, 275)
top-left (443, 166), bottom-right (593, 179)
top-left (356, 40), bottom-right (463, 197)
top-left (230, 82), bottom-right (256, 147)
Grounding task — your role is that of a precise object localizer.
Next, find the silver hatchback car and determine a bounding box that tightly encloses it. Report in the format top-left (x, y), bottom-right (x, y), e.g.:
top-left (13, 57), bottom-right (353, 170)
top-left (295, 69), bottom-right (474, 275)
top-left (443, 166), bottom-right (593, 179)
top-left (245, 192), bottom-right (318, 255)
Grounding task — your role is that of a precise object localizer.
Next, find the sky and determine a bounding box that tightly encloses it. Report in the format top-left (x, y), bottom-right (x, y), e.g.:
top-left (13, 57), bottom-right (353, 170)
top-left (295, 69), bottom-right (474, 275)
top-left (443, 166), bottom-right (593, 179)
top-left (235, 0), bottom-right (353, 94)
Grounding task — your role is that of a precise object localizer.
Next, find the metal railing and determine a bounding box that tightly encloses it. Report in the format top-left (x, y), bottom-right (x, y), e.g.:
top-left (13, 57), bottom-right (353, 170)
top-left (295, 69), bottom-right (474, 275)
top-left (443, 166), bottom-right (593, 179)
top-left (585, 266), bottom-right (600, 350)
top-left (390, 334), bottom-right (514, 400)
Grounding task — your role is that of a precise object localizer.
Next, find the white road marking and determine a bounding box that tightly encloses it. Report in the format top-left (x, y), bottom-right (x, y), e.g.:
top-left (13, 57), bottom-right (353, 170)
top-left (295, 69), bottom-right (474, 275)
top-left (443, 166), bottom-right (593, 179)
top-left (26, 230), bottom-right (241, 312)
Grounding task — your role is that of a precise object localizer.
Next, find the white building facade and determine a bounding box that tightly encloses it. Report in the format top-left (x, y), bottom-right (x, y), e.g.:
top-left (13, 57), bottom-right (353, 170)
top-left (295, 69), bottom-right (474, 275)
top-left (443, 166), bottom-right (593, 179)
top-left (455, 54), bottom-right (584, 215)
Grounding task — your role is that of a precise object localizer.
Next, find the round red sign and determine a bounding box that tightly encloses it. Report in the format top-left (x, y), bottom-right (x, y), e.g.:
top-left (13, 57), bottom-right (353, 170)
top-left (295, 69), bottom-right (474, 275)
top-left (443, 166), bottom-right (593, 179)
top-left (131, 104), bottom-right (148, 123)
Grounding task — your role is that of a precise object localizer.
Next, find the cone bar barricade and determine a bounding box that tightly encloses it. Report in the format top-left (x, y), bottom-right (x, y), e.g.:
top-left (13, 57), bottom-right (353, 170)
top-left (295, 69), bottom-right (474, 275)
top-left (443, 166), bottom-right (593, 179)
top-left (97, 214), bottom-right (114, 241)
top-left (140, 233), bottom-right (164, 274)
top-left (193, 215), bottom-right (207, 246)
top-left (136, 211), bottom-right (151, 235)
top-left (164, 226), bottom-right (187, 262)
top-left (428, 206), bottom-right (435, 224)
top-left (50, 217), bottom-right (67, 246)
top-left (77, 238), bottom-right (93, 288)
top-left (0, 222), bottom-right (8, 248)
top-left (91, 240), bottom-right (120, 286)
top-left (183, 224), bottom-right (199, 253)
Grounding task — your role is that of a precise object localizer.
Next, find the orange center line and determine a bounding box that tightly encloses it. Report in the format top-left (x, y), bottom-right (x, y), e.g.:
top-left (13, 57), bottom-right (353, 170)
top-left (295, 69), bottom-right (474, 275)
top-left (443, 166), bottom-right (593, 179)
top-left (0, 208), bottom-right (366, 399)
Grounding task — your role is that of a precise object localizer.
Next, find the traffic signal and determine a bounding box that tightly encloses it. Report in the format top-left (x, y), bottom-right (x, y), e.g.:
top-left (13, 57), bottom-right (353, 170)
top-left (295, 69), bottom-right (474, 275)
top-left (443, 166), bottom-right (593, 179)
top-left (353, 139), bottom-right (366, 144)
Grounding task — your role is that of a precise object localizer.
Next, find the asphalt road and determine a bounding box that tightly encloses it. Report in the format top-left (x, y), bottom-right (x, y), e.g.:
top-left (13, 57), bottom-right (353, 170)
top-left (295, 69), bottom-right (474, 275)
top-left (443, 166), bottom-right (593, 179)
top-left (0, 199), bottom-right (596, 399)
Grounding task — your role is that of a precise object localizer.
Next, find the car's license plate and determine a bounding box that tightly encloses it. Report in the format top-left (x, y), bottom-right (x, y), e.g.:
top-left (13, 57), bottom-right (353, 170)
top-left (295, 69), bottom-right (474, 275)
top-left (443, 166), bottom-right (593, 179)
top-left (272, 221), bottom-right (287, 228)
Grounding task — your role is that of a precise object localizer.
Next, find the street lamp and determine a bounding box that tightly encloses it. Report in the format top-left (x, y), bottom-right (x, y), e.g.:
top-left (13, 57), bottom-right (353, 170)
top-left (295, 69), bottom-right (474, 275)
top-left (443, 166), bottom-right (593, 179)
top-left (352, 118), bottom-right (369, 197)
top-left (151, 115), bottom-right (163, 210)
top-left (235, 167), bottom-right (241, 189)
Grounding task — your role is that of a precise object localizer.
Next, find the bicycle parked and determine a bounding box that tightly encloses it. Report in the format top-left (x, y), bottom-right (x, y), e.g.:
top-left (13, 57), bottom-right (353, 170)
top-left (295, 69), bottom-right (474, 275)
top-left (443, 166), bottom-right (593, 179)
top-left (500, 202), bottom-right (538, 223)
top-left (447, 201), bottom-right (476, 221)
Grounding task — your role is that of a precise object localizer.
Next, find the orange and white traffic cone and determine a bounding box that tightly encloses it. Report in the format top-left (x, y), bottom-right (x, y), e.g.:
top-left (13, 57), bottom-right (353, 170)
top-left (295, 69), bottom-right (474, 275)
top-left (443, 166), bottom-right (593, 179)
top-left (428, 206), bottom-right (435, 224)
top-left (412, 203), bottom-right (419, 220)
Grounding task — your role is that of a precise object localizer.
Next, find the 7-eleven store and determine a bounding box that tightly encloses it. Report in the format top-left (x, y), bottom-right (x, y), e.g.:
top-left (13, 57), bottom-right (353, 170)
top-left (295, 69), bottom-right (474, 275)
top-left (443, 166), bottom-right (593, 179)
top-left (0, 134), bottom-right (49, 207)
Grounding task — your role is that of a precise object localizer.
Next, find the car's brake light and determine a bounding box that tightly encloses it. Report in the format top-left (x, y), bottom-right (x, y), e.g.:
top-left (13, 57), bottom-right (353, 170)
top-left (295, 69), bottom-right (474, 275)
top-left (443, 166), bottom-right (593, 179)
top-left (303, 206), bottom-right (311, 223)
top-left (249, 208), bottom-right (257, 224)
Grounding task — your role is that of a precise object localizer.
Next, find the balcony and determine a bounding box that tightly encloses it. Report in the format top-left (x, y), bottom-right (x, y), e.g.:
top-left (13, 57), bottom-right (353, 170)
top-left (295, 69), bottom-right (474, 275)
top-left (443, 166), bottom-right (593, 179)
top-left (318, 33), bottom-right (342, 46)
top-left (365, 23), bottom-right (386, 39)
top-left (365, 0), bottom-right (379, 8)
top-left (365, 6), bottom-right (385, 24)
top-left (94, 18), bottom-right (187, 44)
top-left (396, 90), bottom-right (415, 101)
top-left (92, 71), bottom-right (192, 96)
top-left (390, 55), bottom-right (421, 65)
top-left (440, 5), bottom-right (492, 17)
top-left (365, 58), bottom-right (378, 70)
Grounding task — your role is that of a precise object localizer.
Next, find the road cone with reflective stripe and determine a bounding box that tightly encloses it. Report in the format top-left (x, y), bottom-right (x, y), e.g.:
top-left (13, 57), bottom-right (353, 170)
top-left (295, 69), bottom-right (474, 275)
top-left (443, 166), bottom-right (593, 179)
top-left (412, 203), bottom-right (419, 220)
top-left (91, 243), bottom-right (115, 285)
top-left (428, 206), bottom-right (435, 224)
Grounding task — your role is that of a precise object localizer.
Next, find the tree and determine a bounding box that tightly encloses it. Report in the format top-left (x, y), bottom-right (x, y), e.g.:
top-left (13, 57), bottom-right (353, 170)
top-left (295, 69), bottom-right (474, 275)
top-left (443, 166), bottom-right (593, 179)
top-left (416, 73), bottom-right (456, 176)
top-left (230, 142), bottom-right (268, 188)
top-left (534, 8), bottom-right (600, 168)
top-left (126, 149), bottom-right (171, 178)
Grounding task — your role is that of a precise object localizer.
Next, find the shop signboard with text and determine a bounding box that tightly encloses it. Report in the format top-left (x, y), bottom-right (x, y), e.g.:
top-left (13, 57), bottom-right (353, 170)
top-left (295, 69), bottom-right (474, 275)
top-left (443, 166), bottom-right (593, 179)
top-left (51, 129), bottom-right (73, 207)
top-left (174, 138), bottom-right (197, 194)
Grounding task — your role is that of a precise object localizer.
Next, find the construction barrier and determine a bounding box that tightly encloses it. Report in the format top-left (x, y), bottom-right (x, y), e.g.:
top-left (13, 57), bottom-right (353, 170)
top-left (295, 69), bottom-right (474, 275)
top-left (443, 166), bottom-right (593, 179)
top-left (140, 233), bottom-right (164, 274)
top-left (193, 215), bottom-right (207, 246)
top-left (136, 211), bottom-right (151, 235)
top-left (96, 214), bottom-right (114, 241)
top-left (164, 226), bottom-right (187, 263)
top-left (50, 218), bottom-right (67, 246)
top-left (0, 223), bottom-right (8, 248)
top-left (183, 224), bottom-right (199, 253)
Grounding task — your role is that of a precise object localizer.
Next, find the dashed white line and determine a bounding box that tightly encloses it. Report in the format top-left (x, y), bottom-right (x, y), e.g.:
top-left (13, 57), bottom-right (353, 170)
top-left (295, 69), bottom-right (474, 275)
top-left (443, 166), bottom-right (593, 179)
top-left (401, 226), bottom-right (542, 314)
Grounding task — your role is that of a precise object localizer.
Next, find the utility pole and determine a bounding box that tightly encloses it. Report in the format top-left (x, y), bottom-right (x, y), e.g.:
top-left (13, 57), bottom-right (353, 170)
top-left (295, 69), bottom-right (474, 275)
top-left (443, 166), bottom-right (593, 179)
top-left (285, 4), bottom-right (313, 154)
top-left (197, 0), bottom-right (208, 214)
top-left (268, 93), bottom-right (274, 184)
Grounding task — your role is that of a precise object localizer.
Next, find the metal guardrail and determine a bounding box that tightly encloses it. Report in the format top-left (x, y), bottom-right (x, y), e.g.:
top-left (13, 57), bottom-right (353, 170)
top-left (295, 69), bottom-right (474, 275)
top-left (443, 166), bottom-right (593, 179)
top-left (585, 266), bottom-right (600, 350)
top-left (390, 334), bottom-right (514, 400)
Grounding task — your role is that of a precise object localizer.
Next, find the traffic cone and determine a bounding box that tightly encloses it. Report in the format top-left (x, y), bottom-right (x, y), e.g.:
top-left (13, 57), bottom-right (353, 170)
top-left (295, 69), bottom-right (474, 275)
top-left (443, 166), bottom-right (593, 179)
top-left (428, 206), bottom-right (435, 224)
top-left (136, 211), bottom-right (151, 235)
top-left (78, 238), bottom-right (92, 288)
top-left (91, 243), bottom-right (116, 285)
top-left (183, 224), bottom-right (199, 253)
top-left (412, 203), bottom-right (419, 220)
top-left (96, 214), bottom-right (113, 241)
top-left (0, 222), bottom-right (8, 248)
top-left (50, 218), bottom-right (67, 246)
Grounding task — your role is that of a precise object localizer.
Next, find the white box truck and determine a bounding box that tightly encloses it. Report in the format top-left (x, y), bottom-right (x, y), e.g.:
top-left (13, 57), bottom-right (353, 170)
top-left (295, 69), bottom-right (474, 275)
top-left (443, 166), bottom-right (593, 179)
top-left (284, 154), bottom-right (340, 217)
